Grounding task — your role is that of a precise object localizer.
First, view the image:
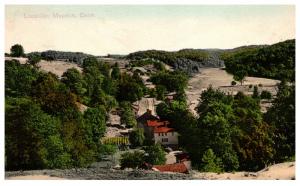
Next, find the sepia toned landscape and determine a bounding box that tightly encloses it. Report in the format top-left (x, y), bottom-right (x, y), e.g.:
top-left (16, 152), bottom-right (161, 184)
top-left (4, 5), bottom-right (295, 180)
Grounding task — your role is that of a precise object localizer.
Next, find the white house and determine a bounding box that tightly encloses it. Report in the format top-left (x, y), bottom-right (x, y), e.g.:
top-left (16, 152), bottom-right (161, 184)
top-left (153, 126), bottom-right (178, 145)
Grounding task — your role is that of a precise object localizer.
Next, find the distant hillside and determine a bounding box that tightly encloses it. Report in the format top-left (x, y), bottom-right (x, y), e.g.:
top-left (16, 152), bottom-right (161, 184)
top-left (28, 50), bottom-right (94, 65)
top-left (222, 39), bottom-right (295, 81)
top-left (127, 49), bottom-right (223, 75)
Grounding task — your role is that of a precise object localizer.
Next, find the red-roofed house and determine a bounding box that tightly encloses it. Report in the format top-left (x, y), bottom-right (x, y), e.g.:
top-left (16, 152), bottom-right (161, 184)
top-left (152, 163), bottom-right (188, 174)
top-left (137, 110), bottom-right (178, 146)
top-left (153, 126), bottom-right (178, 145)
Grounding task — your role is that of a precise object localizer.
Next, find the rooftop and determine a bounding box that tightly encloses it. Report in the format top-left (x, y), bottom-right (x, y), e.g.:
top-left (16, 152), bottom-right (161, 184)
top-left (154, 127), bottom-right (175, 133)
top-left (153, 163), bottom-right (188, 174)
top-left (146, 120), bottom-right (170, 127)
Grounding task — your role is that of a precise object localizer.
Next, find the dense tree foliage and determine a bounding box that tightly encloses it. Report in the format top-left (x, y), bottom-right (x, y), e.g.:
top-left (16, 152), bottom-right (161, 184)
top-left (29, 50), bottom-right (93, 64)
top-left (157, 86), bottom-right (279, 172)
top-left (117, 73), bottom-right (145, 102)
top-left (5, 98), bottom-right (66, 170)
top-left (62, 68), bottom-right (86, 97)
top-left (129, 128), bottom-right (145, 147)
top-left (83, 106), bottom-right (107, 145)
top-left (120, 102), bottom-right (137, 128)
top-left (27, 53), bottom-right (42, 67)
top-left (10, 44), bottom-right (25, 57)
top-left (111, 63), bottom-right (121, 80)
top-left (265, 82), bottom-right (295, 162)
top-left (5, 56), bottom-right (114, 170)
top-left (150, 71), bottom-right (188, 92)
top-left (127, 49), bottom-right (209, 66)
top-left (223, 39), bottom-right (295, 82)
top-left (5, 60), bottom-right (41, 97)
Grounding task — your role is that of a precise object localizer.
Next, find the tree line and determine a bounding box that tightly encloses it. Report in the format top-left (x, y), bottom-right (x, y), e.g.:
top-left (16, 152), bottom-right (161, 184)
top-left (222, 39), bottom-right (295, 82)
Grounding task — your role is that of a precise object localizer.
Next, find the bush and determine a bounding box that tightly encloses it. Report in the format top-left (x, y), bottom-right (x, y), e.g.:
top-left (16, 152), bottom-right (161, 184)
top-left (231, 81), bottom-right (237, 86)
top-left (258, 83), bottom-right (263, 87)
top-left (249, 84), bottom-right (253, 89)
top-left (120, 151), bottom-right (145, 169)
top-left (98, 144), bottom-right (117, 156)
top-left (27, 54), bottom-right (42, 66)
top-left (260, 90), bottom-right (272, 99)
top-left (143, 144), bottom-right (166, 165)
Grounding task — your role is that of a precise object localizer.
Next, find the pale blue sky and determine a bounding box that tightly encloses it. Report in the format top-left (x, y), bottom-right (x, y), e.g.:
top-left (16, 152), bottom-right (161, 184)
top-left (5, 5), bottom-right (295, 55)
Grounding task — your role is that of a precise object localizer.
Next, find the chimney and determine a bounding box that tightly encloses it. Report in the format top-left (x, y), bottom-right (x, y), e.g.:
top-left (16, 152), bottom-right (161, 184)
top-left (147, 109), bottom-right (152, 115)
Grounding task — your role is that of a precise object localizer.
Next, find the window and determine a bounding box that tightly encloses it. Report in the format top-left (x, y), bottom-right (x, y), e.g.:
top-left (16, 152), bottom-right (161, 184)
top-left (162, 138), bottom-right (168, 142)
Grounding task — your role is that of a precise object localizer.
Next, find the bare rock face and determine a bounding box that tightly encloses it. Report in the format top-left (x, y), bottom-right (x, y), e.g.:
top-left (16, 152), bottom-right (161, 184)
top-left (172, 51), bottom-right (225, 75)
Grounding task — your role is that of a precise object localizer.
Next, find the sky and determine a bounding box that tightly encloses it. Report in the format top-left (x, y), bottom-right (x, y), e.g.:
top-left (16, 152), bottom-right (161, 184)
top-left (5, 5), bottom-right (295, 55)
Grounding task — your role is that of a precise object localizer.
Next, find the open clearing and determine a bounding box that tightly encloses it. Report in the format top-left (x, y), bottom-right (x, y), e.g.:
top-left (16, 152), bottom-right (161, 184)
top-left (192, 162), bottom-right (295, 180)
top-left (5, 57), bottom-right (82, 77)
top-left (186, 68), bottom-right (280, 115)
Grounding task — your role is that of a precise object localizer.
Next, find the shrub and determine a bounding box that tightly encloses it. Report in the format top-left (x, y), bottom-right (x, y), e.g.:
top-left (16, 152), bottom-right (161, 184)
top-left (258, 83), bottom-right (263, 87)
top-left (249, 84), bottom-right (253, 89)
top-left (120, 151), bottom-right (145, 169)
top-left (98, 144), bottom-right (117, 156)
top-left (231, 81), bottom-right (237, 86)
top-left (143, 144), bottom-right (166, 165)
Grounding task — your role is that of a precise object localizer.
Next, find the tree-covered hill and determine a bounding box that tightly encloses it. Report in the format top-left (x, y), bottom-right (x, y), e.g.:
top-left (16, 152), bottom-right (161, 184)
top-left (221, 39), bottom-right (295, 82)
top-left (28, 50), bottom-right (94, 64)
top-left (127, 49), bottom-right (224, 75)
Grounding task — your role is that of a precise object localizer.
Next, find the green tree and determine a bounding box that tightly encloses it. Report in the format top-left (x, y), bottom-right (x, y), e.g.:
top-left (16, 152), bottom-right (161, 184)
top-left (265, 82), bottom-right (295, 162)
top-left (5, 98), bottom-right (64, 170)
top-left (232, 93), bottom-right (274, 171)
top-left (150, 71), bottom-right (188, 92)
top-left (111, 63), bottom-right (121, 80)
top-left (5, 59), bottom-right (40, 97)
top-left (143, 144), bottom-right (166, 165)
top-left (200, 149), bottom-right (223, 173)
top-left (120, 102), bottom-right (137, 128)
top-left (62, 68), bottom-right (86, 96)
top-left (27, 54), bottom-right (41, 67)
top-left (10, 44), bottom-right (24, 57)
top-left (83, 106), bottom-right (107, 144)
top-left (116, 73), bottom-right (144, 102)
top-left (233, 70), bottom-right (247, 85)
top-left (129, 128), bottom-right (145, 147)
top-left (32, 73), bottom-right (79, 118)
top-left (197, 101), bottom-right (239, 171)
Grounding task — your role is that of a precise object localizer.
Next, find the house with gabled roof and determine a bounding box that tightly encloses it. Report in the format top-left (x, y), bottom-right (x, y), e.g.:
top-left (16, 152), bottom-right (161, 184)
top-left (136, 110), bottom-right (179, 146)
